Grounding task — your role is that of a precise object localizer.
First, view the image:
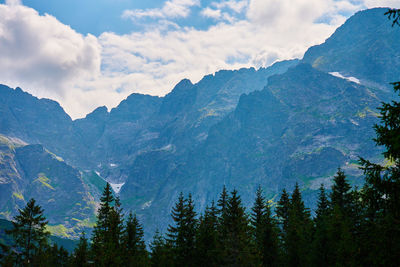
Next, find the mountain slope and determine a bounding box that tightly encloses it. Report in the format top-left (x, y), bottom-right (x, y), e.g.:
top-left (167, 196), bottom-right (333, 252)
top-left (303, 8), bottom-right (400, 89)
top-left (0, 8), bottom-right (398, 240)
top-left (0, 135), bottom-right (96, 238)
top-left (119, 63), bottom-right (383, 237)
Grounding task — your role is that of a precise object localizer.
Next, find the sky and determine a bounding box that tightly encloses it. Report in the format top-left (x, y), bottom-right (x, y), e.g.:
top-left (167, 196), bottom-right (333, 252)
top-left (0, 0), bottom-right (399, 119)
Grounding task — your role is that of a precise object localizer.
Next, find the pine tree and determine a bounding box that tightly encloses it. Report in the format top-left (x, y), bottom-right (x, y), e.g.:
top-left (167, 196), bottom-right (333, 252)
top-left (284, 183), bottom-right (312, 267)
top-left (311, 184), bottom-right (330, 266)
top-left (123, 212), bottom-right (148, 266)
top-left (330, 168), bottom-right (352, 215)
top-left (327, 170), bottom-right (357, 266)
top-left (276, 189), bottom-right (290, 235)
top-left (43, 243), bottom-right (69, 267)
top-left (7, 198), bottom-right (49, 266)
top-left (216, 186), bottom-right (229, 263)
top-left (108, 196), bottom-right (124, 264)
top-left (166, 192), bottom-right (197, 266)
top-left (195, 201), bottom-right (219, 266)
top-left (359, 60), bottom-right (400, 265)
top-left (183, 193), bottom-right (197, 265)
top-left (250, 186), bottom-right (279, 267)
top-left (217, 185), bottom-right (229, 225)
top-left (166, 192), bottom-right (186, 264)
top-left (150, 230), bottom-right (173, 267)
top-left (70, 232), bottom-right (90, 267)
top-left (91, 183), bottom-right (122, 266)
top-left (222, 189), bottom-right (253, 266)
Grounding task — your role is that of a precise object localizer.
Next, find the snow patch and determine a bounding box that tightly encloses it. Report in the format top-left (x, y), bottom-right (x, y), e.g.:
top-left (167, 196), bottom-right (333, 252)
top-left (349, 118), bottom-right (359, 126)
top-left (142, 200), bottom-right (152, 209)
top-left (329, 72), bottom-right (360, 84)
top-left (109, 182), bottom-right (125, 194)
top-left (158, 144), bottom-right (175, 152)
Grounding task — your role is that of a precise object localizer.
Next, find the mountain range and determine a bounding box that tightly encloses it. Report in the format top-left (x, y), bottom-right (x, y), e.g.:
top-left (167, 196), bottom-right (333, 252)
top-left (0, 8), bottom-right (398, 240)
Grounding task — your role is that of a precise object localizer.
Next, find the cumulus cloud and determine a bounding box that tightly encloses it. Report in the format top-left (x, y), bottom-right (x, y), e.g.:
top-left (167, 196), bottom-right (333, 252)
top-left (363, 0), bottom-right (400, 8)
top-left (0, 4), bottom-right (102, 117)
top-left (122, 0), bottom-right (200, 20)
top-left (0, 0), bottom-right (397, 119)
top-left (201, 7), bottom-right (223, 19)
top-left (211, 0), bottom-right (248, 13)
top-left (5, 0), bottom-right (21, 5)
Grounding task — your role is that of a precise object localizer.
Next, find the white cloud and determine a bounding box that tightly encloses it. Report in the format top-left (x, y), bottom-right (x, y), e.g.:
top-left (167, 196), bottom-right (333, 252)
top-left (211, 0), bottom-right (249, 13)
top-left (5, 0), bottom-right (21, 6)
top-left (0, 4), bottom-right (101, 117)
top-left (201, 7), bottom-right (222, 19)
top-left (122, 0), bottom-right (200, 20)
top-left (363, 0), bottom-right (400, 9)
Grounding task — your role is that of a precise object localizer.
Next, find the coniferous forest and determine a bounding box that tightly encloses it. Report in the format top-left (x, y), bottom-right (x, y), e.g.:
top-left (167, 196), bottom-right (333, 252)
top-left (1, 8), bottom-right (400, 267)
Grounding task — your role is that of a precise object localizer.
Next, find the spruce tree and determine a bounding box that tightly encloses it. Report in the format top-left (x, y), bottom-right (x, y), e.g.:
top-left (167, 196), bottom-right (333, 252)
top-left (7, 198), bottom-right (49, 266)
top-left (43, 244), bottom-right (69, 267)
top-left (70, 232), bottom-right (90, 267)
top-left (216, 185), bottom-right (229, 263)
top-left (183, 193), bottom-right (197, 265)
top-left (276, 189), bottom-right (290, 235)
top-left (150, 230), bottom-right (173, 267)
top-left (330, 168), bottom-right (352, 215)
top-left (359, 54), bottom-right (400, 266)
top-left (285, 183), bottom-right (312, 267)
top-left (217, 185), bottom-right (229, 225)
top-left (311, 184), bottom-right (330, 266)
top-left (166, 192), bottom-right (197, 266)
top-left (195, 201), bottom-right (219, 266)
top-left (108, 196), bottom-right (124, 264)
top-left (222, 189), bottom-right (253, 266)
top-left (91, 183), bottom-right (121, 266)
top-left (250, 186), bottom-right (279, 267)
top-left (325, 170), bottom-right (358, 266)
top-left (123, 212), bottom-right (148, 266)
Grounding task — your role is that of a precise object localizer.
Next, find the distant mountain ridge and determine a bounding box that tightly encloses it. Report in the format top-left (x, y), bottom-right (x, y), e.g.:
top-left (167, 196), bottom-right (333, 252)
top-left (0, 8), bottom-right (398, 239)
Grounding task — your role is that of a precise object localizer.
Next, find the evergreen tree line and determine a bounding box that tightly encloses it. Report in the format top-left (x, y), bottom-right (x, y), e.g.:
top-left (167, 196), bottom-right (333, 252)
top-left (1, 9), bottom-right (400, 267)
top-left (2, 162), bottom-right (400, 267)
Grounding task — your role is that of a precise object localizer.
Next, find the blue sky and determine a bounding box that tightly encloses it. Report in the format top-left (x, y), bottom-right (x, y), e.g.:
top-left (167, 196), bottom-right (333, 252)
top-left (0, 0), bottom-right (398, 118)
top-left (8, 0), bottom-right (241, 34)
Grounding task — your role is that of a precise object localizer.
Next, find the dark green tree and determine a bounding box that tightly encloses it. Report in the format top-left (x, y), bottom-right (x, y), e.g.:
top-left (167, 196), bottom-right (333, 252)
top-left (150, 230), bottom-right (173, 267)
top-left (108, 196), bottom-right (124, 264)
top-left (217, 185), bottom-right (229, 226)
top-left (385, 8), bottom-right (400, 26)
top-left (123, 212), bottom-right (148, 266)
top-left (330, 168), bottom-right (352, 215)
top-left (311, 184), bottom-right (330, 266)
top-left (41, 243), bottom-right (69, 267)
top-left (70, 232), bottom-right (90, 267)
top-left (195, 201), bottom-right (219, 267)
top-left (7, 198), bottom-right (49, 266)
top-left (91, 183), bottom-right (123, 266)
top-left (166, 192), bottom-right (197, 266)
top-left (250, 186), bottom-right (279, 267)
top-left (276, 189), bottom-right (290, 235)
top-left (221, 189), bottom-right (253, 266)
top-left (359, 14), bottom-right (400, 262)
top-left (216, 186), bottom-right (229, 263)
top-left (285, 183), bottom-right (312, 267)
top-left (327, 169), bottom-right (357, 266)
